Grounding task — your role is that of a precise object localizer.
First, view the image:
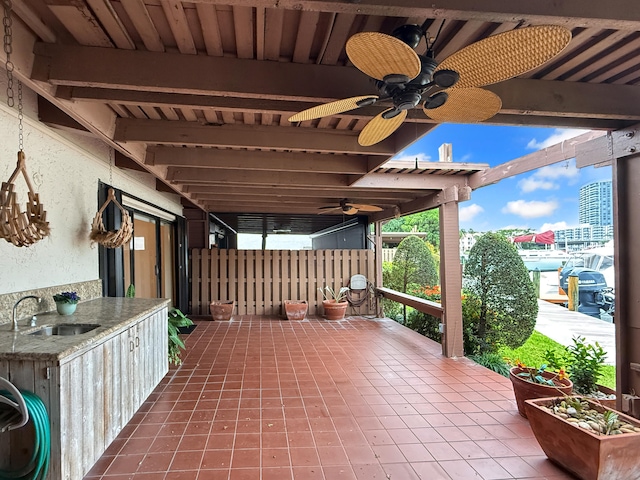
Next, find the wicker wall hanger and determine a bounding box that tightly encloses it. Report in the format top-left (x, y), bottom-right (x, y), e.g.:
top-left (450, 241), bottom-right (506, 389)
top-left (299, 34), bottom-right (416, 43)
top-left (0, 151), bottom-right (50, 247)
top-left (90, 188), bottom-right (133, 248)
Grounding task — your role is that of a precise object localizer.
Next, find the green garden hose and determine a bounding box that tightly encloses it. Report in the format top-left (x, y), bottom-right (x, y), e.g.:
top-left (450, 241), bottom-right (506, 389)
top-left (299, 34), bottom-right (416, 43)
top-left (0, 390), bottom-right (50, 480)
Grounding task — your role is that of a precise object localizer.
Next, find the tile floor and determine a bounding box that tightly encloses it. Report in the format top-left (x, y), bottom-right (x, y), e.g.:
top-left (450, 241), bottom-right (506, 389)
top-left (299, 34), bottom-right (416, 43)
top-left (85, 316), bottom-right (576, 479)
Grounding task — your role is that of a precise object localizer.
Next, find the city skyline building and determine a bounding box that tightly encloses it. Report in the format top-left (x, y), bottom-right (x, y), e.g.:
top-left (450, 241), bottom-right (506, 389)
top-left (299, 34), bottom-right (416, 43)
top-left (579, 179), bottom-right (613, 227)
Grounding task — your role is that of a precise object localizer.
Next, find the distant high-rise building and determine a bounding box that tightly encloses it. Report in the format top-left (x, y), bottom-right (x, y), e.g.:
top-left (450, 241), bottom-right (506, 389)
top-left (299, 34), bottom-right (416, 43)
top-left (579, 180), bottom-right (613, 227)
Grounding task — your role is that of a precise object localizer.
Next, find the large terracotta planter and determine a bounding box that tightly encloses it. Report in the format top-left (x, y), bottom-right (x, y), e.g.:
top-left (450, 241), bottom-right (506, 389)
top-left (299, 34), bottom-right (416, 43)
top-left (210, 300), bottom-right (235, 321)
top-left (509, 367), bottom-right (573, 418)
top-left (284, 300), bottom-right (308, 320)
top-left (322, 299), bottom-right (348, 320)
top-left (525, 397), bottom-right (640, 480)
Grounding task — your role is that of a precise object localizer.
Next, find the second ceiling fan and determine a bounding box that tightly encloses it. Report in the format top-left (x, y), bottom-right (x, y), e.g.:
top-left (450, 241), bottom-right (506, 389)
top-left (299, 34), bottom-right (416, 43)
top-left (289, 22), bottom-right (571, 146)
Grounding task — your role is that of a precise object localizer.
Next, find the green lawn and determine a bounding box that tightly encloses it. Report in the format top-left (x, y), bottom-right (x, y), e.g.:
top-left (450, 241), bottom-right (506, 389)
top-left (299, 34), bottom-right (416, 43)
top-left (498, 331), bottom-right (616, 390)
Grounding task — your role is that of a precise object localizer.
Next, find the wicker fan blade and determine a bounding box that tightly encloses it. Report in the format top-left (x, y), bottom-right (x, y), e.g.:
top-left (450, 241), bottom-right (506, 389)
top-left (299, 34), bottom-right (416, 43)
top-left (424, 87), bottom-right (501, 123)
top-left (288, 95), bottom-right (379, 122)
top-left (347, 203), bottom-right (383, 212)
top-left (346, 32), bottom-right (421, 81)
top-left (358, 109), bottom-right (407, 147)
top-left (344, 207), bottom-right (359, 215)
top-left (435, 25), bottom-right (571, 89)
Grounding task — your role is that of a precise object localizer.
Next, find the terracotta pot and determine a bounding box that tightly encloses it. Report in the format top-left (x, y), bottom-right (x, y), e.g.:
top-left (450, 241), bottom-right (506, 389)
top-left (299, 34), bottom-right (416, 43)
top-left (590, 384), bottom-right (617, 410)
top-left (210, 301), bottom-right (235, 321)
top-left (509, 367), bottom-right (573, 418)
top-left (284, 300), bottom-right (308, 320)
top-left (322, 299), bottom-right (348, 320)
top-left (525, 397), bottom-right (640, 480)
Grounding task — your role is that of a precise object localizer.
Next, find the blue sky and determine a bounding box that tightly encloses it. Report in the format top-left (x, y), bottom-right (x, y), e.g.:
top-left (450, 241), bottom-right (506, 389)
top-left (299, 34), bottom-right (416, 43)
top-left (390, 124), bottom-right (612, 233)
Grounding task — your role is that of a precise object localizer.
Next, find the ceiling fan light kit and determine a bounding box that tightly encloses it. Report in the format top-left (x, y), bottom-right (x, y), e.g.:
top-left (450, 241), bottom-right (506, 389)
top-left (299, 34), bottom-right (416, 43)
top-left (289, 24), bottom-right (571, 146)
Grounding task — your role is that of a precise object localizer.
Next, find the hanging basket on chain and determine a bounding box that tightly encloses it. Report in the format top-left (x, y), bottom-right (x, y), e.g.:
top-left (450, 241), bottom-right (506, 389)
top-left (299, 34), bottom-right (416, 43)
top-left (0, 151), bottom-right (50, 247)
top-left (90, 188), bottom-right (133, 248)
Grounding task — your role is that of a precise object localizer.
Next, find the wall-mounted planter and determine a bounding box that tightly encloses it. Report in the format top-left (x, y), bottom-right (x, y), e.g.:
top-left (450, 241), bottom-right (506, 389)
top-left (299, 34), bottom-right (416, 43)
top-left (284, 300), bottom-right (308, 320)
top-left (210, 301), bottom-right (235, 321)
top-left (322, 300), bottom-right (348, 320)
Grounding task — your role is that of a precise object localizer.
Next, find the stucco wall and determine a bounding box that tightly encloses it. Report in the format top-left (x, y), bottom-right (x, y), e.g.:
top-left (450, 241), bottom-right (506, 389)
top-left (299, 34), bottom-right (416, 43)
top-left (0, 79), bottom-right (183, 295)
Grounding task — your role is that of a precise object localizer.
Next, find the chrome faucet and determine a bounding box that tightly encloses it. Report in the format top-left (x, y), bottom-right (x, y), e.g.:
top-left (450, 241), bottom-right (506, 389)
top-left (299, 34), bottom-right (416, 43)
top-left (12, 296), bottom-right (42, 332)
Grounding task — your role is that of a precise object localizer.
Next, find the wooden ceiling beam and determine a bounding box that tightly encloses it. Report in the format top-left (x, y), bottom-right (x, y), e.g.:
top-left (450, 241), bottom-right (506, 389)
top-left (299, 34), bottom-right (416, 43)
top-left (189, 0), bottom-right (640, 31)
top-left (205, 204), bottom-right (355, 215)
top-left (187, 186), bottom-right (420, 200)
top-left (34, 42), bottom-right (371, 102)
top-left (147, 147), bottom-right (371, 174)
top-left (167, 167), bottom-right (350, 187)
top-left (115, 118), bottom-right (394, 154)
top-left (350, 173), bottom-right (465, 190)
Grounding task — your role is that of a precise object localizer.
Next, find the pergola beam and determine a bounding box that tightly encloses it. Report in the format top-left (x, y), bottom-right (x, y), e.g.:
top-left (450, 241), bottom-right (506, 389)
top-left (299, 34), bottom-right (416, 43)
top-left (115, 118), bottom-right (394, 155)
top-left (147, 147), bottom-right (370, 174)
top-left (192, 0), bottom-right (640, 31)
top-left (35, 43), bottom-right (640, 124)
top-left (167, 167), bottom-right (350, 187)
top-left (187, 186), bottom-right (421, 200)
top-left (350, 173), bottom-right (465, 190)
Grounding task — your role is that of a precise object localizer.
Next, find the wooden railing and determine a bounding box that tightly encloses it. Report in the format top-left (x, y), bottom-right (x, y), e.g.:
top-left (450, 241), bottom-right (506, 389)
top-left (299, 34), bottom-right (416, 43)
top-left (190, 249), bottom-right (376, 316)
top-left (376, 287), bottom-right (444, 318)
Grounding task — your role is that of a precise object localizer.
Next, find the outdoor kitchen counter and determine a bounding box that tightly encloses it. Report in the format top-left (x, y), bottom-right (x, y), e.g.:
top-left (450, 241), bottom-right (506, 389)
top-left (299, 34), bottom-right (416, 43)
top-left (0, 297), bottom-right (170, 363)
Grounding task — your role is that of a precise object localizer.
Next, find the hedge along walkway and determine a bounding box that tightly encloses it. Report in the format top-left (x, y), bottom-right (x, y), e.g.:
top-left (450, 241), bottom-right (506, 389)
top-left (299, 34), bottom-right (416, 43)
top-left (534, 300), bottom-right (616, 366)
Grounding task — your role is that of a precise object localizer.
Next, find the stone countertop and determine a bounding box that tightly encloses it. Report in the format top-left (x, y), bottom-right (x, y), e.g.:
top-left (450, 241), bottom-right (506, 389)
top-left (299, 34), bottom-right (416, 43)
top-left (0, 297), bottom-right (170, 363)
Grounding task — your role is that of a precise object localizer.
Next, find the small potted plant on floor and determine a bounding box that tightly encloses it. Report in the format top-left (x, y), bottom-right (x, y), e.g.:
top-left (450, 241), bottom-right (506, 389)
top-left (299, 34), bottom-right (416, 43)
top-left (284, 300), bottom-right (308, 320)
top-left (53, 291), bottom-right (80, 315)
top-left (210, 300), bottom-right (235, 321)
top-left (168, 308), bottom-right (194, 366)
top-left (545, 336), bottom-right (615, 408)
top-left (526, 396), bottom-right (640, 480)
top-left (509, 361), bottom-right (573, 418)
top-left (319, 285), bottom-right (349, 320)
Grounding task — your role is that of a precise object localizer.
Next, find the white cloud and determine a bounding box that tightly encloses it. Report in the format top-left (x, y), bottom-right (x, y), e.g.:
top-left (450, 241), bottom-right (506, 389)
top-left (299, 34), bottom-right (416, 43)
top-left (387, 152), bottom-right (432, 163)
top-left (459, 204), bottom-right (484, 222)
top-left (518, 177), bottom-right (558, 193)
top-left (527, 128), bottom-right (590, 150)
top-left (502, 200), bottom-right (559, 219)
top-left (539, 221), bottom-right (569, 231)
top-left (517, 159), bottom-right (580, 193)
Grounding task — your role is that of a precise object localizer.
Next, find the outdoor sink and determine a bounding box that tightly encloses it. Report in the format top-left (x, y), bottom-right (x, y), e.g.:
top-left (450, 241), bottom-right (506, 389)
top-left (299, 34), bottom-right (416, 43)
top-left (29, 324), bottom-right (100, 336)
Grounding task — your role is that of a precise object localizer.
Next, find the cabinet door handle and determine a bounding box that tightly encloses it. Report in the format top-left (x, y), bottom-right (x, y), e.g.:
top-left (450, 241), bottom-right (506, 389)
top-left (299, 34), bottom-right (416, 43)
top-left (135, 336), bottom-right (140, 348)
top-left (130, 340), bottom-right (134, 352)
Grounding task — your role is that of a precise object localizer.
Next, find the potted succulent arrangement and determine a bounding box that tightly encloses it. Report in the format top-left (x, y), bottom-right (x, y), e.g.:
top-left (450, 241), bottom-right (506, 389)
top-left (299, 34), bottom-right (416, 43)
top-left (509, 361), bottom-right (573, 418)
top-left (319, 285), bottom-right (349, 320)
top-left (52, 291), bottom-right (80, 315)
top-left (545, 336), bottom-right (615, 408)
top-left (526, 396), bottom-right (640, 480)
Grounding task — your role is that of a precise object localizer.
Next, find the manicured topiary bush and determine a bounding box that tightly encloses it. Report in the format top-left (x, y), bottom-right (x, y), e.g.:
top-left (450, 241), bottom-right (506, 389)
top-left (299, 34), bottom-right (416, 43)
top-left (463, 232), bottom-right (538, 354)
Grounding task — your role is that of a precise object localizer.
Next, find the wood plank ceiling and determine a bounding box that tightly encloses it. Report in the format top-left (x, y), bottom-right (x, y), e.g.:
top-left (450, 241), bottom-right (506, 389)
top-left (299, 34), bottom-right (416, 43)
top-left (9, 1), bottom-right (640, 232)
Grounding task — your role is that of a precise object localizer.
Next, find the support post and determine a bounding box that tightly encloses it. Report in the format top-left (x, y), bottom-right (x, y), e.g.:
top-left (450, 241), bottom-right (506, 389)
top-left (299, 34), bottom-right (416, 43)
top-left (568, 274), bottom-right (579, 311)
top-left (439, 199), bottom-right (464, 357)
top-left (532, 269), bottom-right (541, 298)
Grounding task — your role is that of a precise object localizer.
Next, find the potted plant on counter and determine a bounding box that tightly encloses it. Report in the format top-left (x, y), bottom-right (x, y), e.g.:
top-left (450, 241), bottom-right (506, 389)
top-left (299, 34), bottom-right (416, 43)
top-left (509, 361), bottom-right (573, 418)
top-left (53, 291), bottom-right (80, 315)
top-left (319, 285), bottom-right (349, 320)
top-left (526, 396), bottom-right (640, 480)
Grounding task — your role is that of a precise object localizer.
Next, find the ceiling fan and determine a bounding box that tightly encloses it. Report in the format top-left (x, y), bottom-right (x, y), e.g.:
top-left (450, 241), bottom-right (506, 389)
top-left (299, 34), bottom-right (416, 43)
top-left (289, 22), bottom-right (571, 146)
top-left (319, 199), bottom-right (383, 215)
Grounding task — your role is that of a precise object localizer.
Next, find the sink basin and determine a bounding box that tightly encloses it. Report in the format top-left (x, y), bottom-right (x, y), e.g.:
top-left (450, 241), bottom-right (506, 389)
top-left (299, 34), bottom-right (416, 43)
top-left (29, 324), bottom-right (100, 336)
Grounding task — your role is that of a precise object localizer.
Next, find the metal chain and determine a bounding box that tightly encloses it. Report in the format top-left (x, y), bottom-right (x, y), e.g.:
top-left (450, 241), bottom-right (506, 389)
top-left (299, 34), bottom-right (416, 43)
top-left (3, 0), bottom-right (14, 108)
top-left (109, 147), bottom-right (113, 185)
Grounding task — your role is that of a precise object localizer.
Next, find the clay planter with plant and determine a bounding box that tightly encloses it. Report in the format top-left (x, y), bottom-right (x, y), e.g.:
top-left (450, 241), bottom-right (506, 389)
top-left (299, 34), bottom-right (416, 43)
top-left (319, 285), bottom-right (349, 320)
top-left (525, 396), bottom-right (640, 480)
top-left (509, 364), bottom-right (573, 418)
top-left (546, 336), bottom-right (615, 408)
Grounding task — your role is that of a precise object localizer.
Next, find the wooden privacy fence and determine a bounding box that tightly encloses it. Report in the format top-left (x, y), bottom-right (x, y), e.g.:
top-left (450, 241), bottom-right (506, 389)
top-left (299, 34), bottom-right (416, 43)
top-left (190, 249), bottom-right (376, 317)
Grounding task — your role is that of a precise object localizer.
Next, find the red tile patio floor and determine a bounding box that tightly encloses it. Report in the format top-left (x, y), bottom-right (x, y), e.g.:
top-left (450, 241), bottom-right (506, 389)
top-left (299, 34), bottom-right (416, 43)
top-left (84, 316), bottom-right (576, 480)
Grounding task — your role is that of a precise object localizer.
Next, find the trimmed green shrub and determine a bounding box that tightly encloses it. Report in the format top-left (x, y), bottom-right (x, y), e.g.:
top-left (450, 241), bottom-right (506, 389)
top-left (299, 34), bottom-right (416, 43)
top-left (463, 232), bottom-right (538, 354)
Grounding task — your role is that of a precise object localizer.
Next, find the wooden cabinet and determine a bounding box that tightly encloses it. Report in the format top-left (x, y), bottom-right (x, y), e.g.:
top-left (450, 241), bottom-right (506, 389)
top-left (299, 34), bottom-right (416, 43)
top-left (0, 305), bottom-right (168, 480)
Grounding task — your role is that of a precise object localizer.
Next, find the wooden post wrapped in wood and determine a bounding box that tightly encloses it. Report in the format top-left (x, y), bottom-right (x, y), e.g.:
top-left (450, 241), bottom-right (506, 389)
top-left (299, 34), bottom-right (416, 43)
top-left (568, 274), bottom-right (579, 311)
